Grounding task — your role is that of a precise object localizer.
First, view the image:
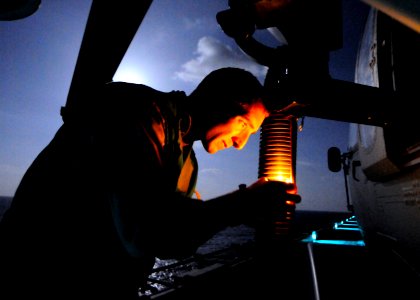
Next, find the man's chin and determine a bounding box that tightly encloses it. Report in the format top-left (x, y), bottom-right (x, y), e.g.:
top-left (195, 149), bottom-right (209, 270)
top-left (203, 141), bottom-right (222, 154)
top-left (207, 148), bottom-right (217, 154)
top-left (206, 145), bottom-right (219, 154)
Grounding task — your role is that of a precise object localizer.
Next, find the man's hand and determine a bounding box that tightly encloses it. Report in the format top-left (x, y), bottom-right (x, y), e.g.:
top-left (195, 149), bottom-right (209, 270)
top-left (237, 177), bottom-right (300, 228)
top-left (247, 177), bottom-right (298, 201)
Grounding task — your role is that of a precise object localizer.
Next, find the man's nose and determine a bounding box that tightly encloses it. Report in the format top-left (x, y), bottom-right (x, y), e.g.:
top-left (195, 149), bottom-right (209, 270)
top-left (233, 133), bottom-right (250, 150)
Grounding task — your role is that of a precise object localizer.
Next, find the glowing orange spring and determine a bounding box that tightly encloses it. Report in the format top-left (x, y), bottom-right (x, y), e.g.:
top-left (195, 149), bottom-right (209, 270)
top-left (258, 112), bottom-right (296, 185)
top-left (258, 112), bottom-right (298, 240)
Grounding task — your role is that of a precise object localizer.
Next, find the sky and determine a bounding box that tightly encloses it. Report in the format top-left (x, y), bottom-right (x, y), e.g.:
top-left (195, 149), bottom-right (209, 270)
top-left (0, 0), bottom-right (370, 211)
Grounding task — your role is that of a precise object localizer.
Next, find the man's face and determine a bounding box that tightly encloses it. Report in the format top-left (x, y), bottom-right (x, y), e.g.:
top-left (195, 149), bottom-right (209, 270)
top-left (201, 101), bottom-right (269, 154)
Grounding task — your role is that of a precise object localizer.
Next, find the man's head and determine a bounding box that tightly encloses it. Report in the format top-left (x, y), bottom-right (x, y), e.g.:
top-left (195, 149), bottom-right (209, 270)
top-left (189, 67), bottom-right (264, 117)
top-left (187, 67), bottom-right (269, 154)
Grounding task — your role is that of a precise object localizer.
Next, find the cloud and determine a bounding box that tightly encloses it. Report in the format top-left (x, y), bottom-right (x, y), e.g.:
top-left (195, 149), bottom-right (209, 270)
top-left (200, 168), bottom-right (222, 175)
top-left (297, 159), bottom-right (316, 168)
top-left (182, 17), bottom-right (206, 30)
top-left (174, 36), bottom-right (267, 84)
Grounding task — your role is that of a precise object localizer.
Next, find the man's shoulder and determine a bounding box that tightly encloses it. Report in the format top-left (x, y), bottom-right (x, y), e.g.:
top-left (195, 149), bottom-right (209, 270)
top-left (99, 82), bottom-right (188, 132)
top-left (102, 82), bottom-right (186, 109)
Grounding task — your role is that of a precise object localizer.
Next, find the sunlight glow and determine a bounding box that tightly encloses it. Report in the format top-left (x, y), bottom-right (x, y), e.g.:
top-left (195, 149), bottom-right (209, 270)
top-left (113, 67), bottom-right (147, 84)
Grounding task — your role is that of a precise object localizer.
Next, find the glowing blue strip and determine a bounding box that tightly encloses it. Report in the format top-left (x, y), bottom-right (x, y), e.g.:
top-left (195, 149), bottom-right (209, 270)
top-left (311, 239), bottom-right (365, 246)
top-left (301, 237), bottom-right (366, 247)
top-left (335, 223), bottom-right (359, 227)
top-left (334, 225), bottom-right (361, 231)
top-left (301, 229), bottom-right (366, 246)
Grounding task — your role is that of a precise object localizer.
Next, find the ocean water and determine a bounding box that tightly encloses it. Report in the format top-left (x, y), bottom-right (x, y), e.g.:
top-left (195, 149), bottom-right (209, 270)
top-left (147, 224), bottom-right (257, 296)
top-left (152, 224), bottom-right (255, 271)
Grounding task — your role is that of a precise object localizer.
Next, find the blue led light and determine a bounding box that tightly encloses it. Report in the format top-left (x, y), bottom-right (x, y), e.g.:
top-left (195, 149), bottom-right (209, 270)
top-left (300, 216), bottom-right (365, 247)
top-left (311, 239), bottom-right (365, 247)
